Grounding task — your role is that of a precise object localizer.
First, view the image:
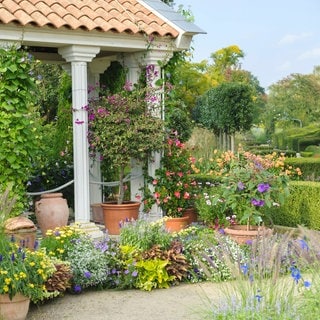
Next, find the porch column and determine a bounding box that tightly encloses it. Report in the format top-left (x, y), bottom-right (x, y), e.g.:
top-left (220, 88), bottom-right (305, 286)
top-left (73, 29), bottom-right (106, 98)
top-left (58, 45), bottom-right (100, 222)
top-left (143, 51), bottom-right (173, 219)
top-left (88, 56), bottom-right (116, 206)
top-left (122, 53), bottom-right (144, 205)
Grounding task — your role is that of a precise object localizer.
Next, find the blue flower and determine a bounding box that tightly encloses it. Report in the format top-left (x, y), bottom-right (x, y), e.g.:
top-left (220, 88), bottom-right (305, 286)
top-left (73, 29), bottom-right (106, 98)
top-left (255, 290), bottom-right (262, 303)
top-left (304, 281), bottom-right (311, 288)
top-left (240, 263), bottom-right (249, 275)
top-left (290, 266), bottom-right (301, 284)
top-left (298, 239), bottom-right (309, 251)
top-left (84, 271), bottom-right (91, 278)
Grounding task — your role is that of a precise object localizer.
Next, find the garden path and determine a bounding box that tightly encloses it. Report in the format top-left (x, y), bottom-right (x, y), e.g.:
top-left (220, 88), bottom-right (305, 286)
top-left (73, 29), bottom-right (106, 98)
top-left (27, 282), bottom-right (225, 320)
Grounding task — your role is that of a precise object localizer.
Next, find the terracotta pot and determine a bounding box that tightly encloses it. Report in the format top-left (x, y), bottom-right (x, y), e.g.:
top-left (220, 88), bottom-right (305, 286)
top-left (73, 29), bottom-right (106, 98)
top-left (0, 293), bottom-right (30, 320)
top-left (182, 207), bottom-right (198, 225)
top-left (224, 225), bottom-right (273, 245)
top-left (35, 193), bottom-right (69, 236)
top-left (101, 201), bottom-right (140, 235)
top-left (4, 216), bottom-right (37, 250)
top-left (164, 216), bottom-right (189, 233)
top-left (91, 203), bottom-right (104, 224)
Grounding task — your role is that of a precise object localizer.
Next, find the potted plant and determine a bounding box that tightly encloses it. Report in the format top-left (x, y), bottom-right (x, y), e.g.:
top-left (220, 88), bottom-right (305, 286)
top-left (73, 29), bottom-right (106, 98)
top-left (143, 133), bottom-right (198, 232)
top-left (205, 146), bottom-right (298, 243)
top-left (0, 188), bottom-right (62, 320)
top-left (87, 65), bottom-right (165, 234)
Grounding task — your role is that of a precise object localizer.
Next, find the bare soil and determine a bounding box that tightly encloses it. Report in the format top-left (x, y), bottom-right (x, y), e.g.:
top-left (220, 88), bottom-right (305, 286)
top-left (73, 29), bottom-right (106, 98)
top-left (27, 282), bottom-right (225, 320)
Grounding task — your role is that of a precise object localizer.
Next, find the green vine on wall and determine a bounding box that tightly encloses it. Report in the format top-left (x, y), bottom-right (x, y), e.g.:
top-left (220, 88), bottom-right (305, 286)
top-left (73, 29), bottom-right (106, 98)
top-left (0, 44), bottom-right (43, 215)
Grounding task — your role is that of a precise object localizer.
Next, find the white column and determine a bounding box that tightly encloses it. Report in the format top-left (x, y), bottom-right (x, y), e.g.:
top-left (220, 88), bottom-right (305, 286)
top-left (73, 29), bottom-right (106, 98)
top-left (58, 45), bottom-right (100, 222)
top-left (88, 56), bottom-right (116, 207)
top-left (122, 53), bottom-right (144, 205)
top-left (143, 51), bottom-right (173, 219)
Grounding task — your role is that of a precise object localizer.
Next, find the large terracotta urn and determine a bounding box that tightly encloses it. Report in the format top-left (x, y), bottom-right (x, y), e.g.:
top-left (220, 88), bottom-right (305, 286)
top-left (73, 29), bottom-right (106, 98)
top-left (35, 193), bottom-right (69, 236)
top-left (101, 201), bottom-right (140, 235)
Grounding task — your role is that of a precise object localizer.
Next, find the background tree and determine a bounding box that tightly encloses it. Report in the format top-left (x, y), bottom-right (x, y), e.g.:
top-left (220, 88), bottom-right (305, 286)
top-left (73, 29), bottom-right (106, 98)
top-left (266, 72), bottom-right (320, 132)
top-left (195, 82), bottom-right (256, 150)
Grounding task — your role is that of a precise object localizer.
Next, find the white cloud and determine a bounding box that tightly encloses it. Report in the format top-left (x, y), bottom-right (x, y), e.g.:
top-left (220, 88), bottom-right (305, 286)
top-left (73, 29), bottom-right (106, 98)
top-left (278, 32), bottom-right (311, 45)
top-left (298, 48), bottom-right (320, 60)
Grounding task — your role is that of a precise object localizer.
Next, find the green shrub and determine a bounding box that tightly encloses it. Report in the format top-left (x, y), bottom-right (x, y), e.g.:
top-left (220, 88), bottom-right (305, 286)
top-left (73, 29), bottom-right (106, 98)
top-left (305, 145), bottom-right (320, 154)
top-left (285, 157), bottom-right (320, 181)
top-left (119, 218), bottom-right (172, 251)
top-left (270, 181), bottom-right (320, 229)
top-left (300, 151), bottom-right (313, 157)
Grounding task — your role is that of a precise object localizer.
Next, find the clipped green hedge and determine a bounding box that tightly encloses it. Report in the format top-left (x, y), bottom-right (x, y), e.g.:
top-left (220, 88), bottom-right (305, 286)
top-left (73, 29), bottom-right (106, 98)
top-left (269, 181), bottom-right (320, 230)
top-left (285, 157), bottom-right (320, 181)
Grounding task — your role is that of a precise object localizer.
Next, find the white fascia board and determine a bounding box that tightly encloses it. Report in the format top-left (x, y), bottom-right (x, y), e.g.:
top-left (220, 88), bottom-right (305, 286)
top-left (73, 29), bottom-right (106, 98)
top-left (0, 25), bottom-right (173, 53)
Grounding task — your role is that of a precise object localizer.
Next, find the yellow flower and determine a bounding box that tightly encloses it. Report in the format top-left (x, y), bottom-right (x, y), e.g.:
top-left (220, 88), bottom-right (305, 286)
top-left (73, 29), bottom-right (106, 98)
top-left (19, 272), bottom-right (27, 279)
top-left (3, 285), bottom-right (9, 292)
top-left (4, 278), bottom-right (11, 285)
top-left (29, 262), bottom-right (35, 267)
top-left (28, 283), bottom-right (35, 288)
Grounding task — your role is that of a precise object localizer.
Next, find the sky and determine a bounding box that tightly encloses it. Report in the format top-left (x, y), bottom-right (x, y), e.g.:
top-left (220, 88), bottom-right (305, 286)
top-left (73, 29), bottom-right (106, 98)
top-left (174, 0), bottom-right (320, 90)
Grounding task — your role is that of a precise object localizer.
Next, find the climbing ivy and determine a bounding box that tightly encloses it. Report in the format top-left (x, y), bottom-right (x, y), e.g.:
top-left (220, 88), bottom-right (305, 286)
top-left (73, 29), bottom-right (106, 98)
top-left (0, 44), bottom-right (43, 215)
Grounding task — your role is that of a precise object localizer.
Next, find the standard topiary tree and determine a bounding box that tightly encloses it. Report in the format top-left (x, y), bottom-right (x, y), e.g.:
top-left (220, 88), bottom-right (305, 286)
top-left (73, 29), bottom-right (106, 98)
top-left (194, 82), bottom-right (256, 150)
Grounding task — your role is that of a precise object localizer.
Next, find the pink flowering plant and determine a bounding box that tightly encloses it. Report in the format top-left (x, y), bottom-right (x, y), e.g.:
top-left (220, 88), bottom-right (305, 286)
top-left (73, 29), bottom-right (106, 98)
top-left (206, 146), bottom-right (294, 228)
top-left (87, 65), bottom-right (165, 204)
top-left (143, 134), bottom-right (198, 218)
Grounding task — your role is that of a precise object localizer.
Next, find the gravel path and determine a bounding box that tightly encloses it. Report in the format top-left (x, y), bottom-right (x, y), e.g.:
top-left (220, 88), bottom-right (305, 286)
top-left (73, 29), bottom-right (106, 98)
top-left (27, 282), bottom-right (225, 320)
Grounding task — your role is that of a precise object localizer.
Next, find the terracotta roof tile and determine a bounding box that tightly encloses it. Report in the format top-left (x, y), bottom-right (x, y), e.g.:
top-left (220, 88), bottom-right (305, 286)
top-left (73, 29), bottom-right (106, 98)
top-left (0, 0), bottom-right (179, 37)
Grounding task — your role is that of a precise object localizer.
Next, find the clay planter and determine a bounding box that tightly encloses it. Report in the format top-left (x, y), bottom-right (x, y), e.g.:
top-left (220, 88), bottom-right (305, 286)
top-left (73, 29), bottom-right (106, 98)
top-left (101, 201), bottom-right (140, 235)
top-left (35, 193), bottom-right (69, 236)
top-left (4, 216), bottom-right (37, 250)
top-left (91, 203), bottom-right (104, 224)
top-left (224, 225), bottom-right (273, 245)
top-left (182, 207), bottom-right (198, 226)
top-left (0, 293), bottom-right (30, 320)
top-left (164, 216), bottom-right (189, 233)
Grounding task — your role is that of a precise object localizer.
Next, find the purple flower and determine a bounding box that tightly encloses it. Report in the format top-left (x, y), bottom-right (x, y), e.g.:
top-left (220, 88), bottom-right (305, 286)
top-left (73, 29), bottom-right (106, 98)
top-left (84, 271), bottom-right (91, 278)
top-left (124, 270), bottom-right (129, 275)
top-left (257, 183), bottom-right (270, 193)
top-left (0, 254), bottom-right (3, 262)
top-left (132, 270), bottom-right (138, 277)
top-left (73, 284), bottom-right (82, 293)
top-left (237, 181), bottom-right (245, 191)
top-left (34, 240), bottom-right (39, 250)
top-left (251, 198), bottom-right (265, 207)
